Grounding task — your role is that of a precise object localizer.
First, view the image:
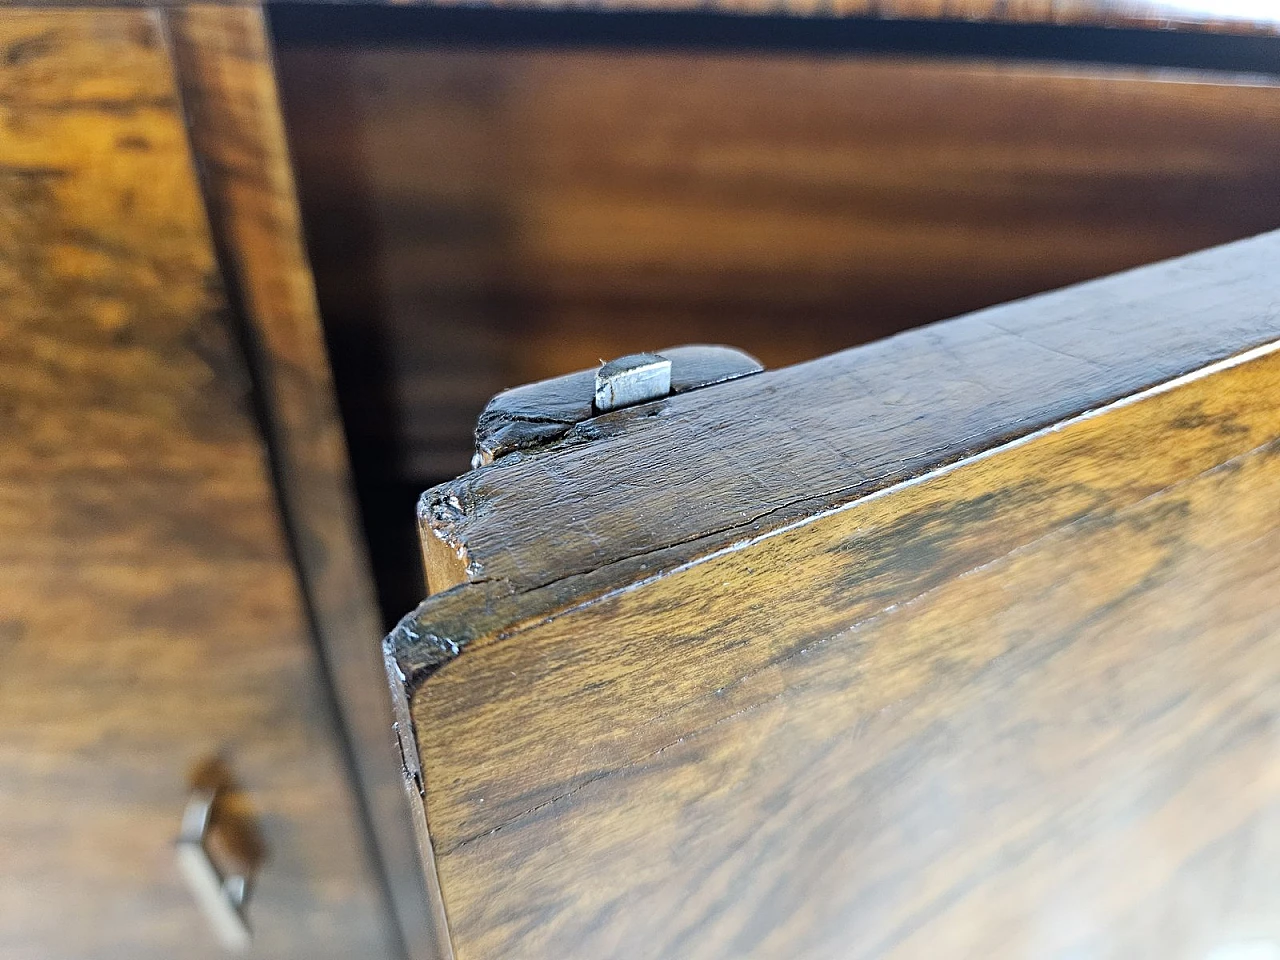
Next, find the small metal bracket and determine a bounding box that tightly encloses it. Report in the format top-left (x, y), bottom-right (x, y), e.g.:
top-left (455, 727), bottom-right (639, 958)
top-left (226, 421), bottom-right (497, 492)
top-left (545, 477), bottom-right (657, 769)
top-left (594, 353), bottom-right (673, 412)
top-left (473, 344), bottom-right (764, 466)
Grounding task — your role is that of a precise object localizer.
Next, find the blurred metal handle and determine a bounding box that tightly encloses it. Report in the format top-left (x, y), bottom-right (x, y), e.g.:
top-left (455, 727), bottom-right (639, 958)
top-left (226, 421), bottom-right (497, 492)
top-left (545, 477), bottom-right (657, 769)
top-left (176, 787), bottom-right (252, 952)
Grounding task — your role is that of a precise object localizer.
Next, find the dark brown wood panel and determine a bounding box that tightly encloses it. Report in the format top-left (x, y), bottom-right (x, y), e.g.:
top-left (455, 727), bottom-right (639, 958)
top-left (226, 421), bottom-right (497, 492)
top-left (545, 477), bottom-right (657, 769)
top-left (395, 0), bottom-right (1279, 34)
top-left (278, 47), bottom-right (1280, 482)
top-left (163, 8), bottom-right (448, 958)
top-left (397, 0), bottom-right (1280, 34)
top-left (14, 0), bottom-right (1280, 35)
top-left (390, 232), bottom-right (1280, 958)
top-left (0, 10), bottom-right (396, 958)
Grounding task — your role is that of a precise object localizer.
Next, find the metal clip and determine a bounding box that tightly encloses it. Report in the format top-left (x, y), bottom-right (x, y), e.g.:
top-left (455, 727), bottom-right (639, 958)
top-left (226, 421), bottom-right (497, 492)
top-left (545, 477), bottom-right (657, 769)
top-left (594, 352), bottom-right (673, 412)
top-left (473, 344), bottom-right (763, 466)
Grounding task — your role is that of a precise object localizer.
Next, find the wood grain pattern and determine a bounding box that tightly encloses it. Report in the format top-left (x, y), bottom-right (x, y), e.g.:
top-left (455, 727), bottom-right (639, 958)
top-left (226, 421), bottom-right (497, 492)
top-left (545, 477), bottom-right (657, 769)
top-left (277, 46), bottom-right (1280, 485)
top-left (0, 11), bottom-right (395, 959)
top-left (390, 232), bottom-right (1280, 958)
top-left (163, 8), bottom-right (448, 958)
top-left (414, 230), bottom-right (1280, 608)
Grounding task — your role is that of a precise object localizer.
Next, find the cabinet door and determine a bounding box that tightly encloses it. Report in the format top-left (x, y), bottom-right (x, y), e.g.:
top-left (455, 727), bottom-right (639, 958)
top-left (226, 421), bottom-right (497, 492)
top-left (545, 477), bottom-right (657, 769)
top-left (390, 230), bottom-right (1280, 959)
top-left (0, 11), bottom-right (397, 959)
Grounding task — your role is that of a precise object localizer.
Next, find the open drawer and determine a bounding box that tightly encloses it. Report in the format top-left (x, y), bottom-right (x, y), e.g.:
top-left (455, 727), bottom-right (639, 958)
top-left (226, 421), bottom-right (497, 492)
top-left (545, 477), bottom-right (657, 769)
top-left (389, 230), bottom-right (1280, 960)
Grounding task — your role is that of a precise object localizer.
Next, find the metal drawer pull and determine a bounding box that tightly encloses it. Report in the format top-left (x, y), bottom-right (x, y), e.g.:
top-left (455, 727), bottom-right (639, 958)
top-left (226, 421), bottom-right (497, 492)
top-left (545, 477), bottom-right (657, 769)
top-left (176, 786), bottom-right (253, 951)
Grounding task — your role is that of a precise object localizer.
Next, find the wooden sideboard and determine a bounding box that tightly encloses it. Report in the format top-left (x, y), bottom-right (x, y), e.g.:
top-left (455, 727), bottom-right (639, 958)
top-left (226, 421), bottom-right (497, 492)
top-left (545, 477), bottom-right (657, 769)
top-left (3, 1), bottom-right (1279, 958)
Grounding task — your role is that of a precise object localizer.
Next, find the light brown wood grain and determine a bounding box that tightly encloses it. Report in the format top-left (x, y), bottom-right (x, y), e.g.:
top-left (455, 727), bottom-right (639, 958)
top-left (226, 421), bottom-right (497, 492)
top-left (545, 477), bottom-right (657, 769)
top-left (432, 419), bottom-right (1280, 959)
top-left (0, 10), bottom-right (395, 958)
top-left (390, 233), bottom-right (1280, 958)
top-left (163, 9), bottom-right (448, 958)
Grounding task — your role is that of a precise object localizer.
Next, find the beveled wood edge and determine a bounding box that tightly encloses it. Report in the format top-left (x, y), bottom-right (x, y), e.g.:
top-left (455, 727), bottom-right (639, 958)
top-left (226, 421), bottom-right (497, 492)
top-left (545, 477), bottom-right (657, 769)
top-left (388, 230), bottom-right (1280, 694)
top-left (161, 7), bottom-right (452, 959)
top-left (413, 229), bottom-right (1280, 618)
top-left (390, 325), bottom-right (1280, 864)
top-left (388, 335), bottom-right (1280, 692)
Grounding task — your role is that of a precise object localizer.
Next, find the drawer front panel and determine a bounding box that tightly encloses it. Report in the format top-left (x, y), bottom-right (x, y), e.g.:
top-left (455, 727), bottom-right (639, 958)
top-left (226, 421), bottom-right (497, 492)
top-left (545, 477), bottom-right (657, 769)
top-left (0, 10), bottom-right (397, 959)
